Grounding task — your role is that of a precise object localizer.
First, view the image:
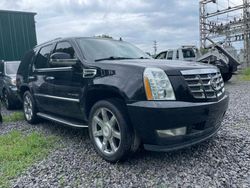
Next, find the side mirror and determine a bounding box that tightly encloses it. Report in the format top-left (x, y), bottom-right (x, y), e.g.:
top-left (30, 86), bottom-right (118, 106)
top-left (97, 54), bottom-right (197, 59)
top-left (0, 72), bottom-right (3, 76)
top-left (50, 52), bottom-right (78, 67)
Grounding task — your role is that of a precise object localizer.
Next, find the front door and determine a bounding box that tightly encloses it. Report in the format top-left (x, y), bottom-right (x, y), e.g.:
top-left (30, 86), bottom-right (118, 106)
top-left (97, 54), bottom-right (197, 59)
top-left (49, 41), bottom-right (85, 120)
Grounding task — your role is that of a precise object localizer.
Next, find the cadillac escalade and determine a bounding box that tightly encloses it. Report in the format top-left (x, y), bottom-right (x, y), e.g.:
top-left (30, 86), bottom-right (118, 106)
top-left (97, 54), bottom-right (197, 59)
top-left (16, 37), bottom-right (229, 162)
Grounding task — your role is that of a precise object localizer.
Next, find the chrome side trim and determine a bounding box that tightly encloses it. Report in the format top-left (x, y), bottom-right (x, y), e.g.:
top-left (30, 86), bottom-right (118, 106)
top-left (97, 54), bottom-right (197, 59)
top-left (181, 68), bottom-right (218, 75)
top-left (34, 93), bottom-right (79, 102)
top-left (35, 67), bottom-right (72, 73)
top-left (37, 112), bottom-right (88, 128)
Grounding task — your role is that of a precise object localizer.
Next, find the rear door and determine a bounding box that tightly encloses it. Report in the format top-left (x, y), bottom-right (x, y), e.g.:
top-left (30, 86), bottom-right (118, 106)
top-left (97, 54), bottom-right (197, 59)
top-left (31, 44), bottom-right (55, 113)
top-left (49, 41), bottom-right (84, 120)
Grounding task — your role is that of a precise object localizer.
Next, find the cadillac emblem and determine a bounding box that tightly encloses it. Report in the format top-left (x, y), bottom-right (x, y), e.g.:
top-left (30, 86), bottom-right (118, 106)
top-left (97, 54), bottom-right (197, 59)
top-left (209, 76), bottom-right (218, 91)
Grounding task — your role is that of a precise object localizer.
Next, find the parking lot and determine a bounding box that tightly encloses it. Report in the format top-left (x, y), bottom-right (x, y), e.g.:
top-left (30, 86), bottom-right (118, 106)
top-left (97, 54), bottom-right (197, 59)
top-left (1, 78), bottom-right (250, 187)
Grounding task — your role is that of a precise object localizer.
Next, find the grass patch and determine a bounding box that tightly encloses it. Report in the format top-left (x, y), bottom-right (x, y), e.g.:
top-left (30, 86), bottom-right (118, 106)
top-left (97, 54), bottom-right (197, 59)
top-left (0, 131), bottom-right (58, 187)
top-left (240, 67), bottom-right (250, 81)
top-left (2, 112), bottom-right (25, 123)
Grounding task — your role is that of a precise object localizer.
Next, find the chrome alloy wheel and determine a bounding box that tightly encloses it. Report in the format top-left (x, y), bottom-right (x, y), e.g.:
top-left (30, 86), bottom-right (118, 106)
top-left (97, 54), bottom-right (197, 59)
top-left (23, 95), bottom-right (33, 121)
top-left (92, 108), bottom-right (121, 155)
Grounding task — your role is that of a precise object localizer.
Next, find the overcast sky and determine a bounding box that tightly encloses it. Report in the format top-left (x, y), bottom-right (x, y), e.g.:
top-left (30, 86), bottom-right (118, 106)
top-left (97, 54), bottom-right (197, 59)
top-left (0, 0), bottom-right (242, 54)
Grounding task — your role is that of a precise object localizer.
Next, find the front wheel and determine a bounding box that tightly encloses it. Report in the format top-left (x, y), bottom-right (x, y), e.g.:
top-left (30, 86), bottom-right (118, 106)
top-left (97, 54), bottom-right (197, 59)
top-left (88, 99), bottom-right (134, 162)
top-left (23, 91), bottom-right (39, 124)
top-left (222, 72), bottom-right (233, 82)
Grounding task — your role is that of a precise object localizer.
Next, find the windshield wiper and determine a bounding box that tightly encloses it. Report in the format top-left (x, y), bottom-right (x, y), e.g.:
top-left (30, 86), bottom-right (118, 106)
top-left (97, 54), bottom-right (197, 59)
top-left (95, 56), bottom-right (135, 62)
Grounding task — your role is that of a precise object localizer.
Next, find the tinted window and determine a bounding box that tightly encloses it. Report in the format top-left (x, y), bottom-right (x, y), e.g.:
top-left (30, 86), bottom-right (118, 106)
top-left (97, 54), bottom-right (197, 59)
top-left (156, 52), bottom-right (167, 59)
top-left (34, 45), bottom-right (53, 69)
top-left (18, 50), bottom-right (36, 76)
top-left (182, 49), bottom-right (196, 58)
top-left (167, 51), bottom-right (173, 60)
top-left (5, 62), bottom-right (20, 75)
top-left (55, 42), bottom-right (75, 59)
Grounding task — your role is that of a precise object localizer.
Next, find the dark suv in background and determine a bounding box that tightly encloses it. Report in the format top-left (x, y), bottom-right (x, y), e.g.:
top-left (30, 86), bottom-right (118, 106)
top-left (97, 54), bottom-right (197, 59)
top-left (0, 60), bottom-right (21, 109)
top-left (17, 37), bottom-right (229, 162)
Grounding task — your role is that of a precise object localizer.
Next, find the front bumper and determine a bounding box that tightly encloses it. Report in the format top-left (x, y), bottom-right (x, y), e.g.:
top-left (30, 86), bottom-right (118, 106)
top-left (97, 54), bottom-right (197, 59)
top-left (127, 94), bottom-right (229, 151)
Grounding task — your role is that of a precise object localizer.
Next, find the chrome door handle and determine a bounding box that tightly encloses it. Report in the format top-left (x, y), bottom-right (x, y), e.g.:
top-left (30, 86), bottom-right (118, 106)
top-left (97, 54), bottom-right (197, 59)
top-left (45, 76), bottom-right (55, 81)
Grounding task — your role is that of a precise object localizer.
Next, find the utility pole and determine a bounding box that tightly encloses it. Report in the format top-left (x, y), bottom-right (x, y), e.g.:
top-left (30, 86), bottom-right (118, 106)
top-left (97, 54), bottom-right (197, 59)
top-left (243, 0), bottom-right (250, 66)
top-left (199, 0), bottom-right (250, 66)
top-left (153, 40), bottom-right (157, 56)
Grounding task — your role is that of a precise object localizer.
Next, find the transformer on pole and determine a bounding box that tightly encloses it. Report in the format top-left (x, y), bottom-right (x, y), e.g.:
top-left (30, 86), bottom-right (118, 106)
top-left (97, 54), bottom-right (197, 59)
top-left (199, 0), bottom-right (250, 65)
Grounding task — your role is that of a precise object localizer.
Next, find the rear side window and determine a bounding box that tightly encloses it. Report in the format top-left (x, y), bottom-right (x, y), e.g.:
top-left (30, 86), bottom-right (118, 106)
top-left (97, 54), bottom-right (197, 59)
top-left (182, 49), bottom-right (195, 58)
top-left (18, 50), bottom-right (36, 76)
top-left (167, 51), bottom-right (173, 60)
top-left (34, 45), bottom-right (53, 69)
top-left (54, 42), bottom-right (75, 59)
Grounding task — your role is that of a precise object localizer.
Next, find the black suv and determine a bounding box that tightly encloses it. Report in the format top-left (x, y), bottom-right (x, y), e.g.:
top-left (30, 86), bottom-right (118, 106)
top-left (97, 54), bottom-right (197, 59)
top-left (0, 60), bottom-right (21, 109)
top-left (17, 37), bottom-right (229, 162)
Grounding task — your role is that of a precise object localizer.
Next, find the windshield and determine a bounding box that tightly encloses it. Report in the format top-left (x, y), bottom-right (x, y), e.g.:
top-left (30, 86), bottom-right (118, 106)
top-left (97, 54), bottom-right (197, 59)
top-left (77, 38), bottom-right (151, 62)
top-left (5, 62), bottom-right (20, 75)
top-left (182, 49), bottom-right (196, 58)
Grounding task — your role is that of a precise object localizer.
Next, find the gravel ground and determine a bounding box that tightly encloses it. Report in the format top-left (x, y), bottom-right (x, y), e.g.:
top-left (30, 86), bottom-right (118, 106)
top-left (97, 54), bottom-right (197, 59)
top-left (0, 79), bottom-right (250, 187)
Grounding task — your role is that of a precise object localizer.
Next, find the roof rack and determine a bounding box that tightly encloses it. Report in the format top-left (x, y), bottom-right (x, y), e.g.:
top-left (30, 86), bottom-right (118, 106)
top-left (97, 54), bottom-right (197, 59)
top-left (35, 37), bottom-right (62, 48)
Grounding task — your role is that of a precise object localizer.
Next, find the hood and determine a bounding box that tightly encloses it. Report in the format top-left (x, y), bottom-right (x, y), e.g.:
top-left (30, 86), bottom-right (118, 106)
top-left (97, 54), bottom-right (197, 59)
top-left (94, 59), bottom-right (217, 76)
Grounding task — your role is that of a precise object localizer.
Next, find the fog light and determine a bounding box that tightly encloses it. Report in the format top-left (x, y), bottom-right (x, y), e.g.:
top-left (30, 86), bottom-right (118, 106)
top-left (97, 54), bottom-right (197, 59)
top-left (156, 127), bottom-right (187, 137)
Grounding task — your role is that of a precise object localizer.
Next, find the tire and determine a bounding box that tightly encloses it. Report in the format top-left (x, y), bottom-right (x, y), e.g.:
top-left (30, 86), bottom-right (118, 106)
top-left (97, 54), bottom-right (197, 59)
top-left (2, 89), bottom-right (14, 110)
top-left (23, 91), bottom-right (39, 124)
top-left (222, 73), bottom-right (233, 82)
top-left (88, 99), bottom-right (134, 163)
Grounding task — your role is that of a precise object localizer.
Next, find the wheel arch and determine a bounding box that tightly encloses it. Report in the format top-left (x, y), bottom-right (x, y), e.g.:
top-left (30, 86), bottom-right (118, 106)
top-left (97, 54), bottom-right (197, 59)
top-left (83, 86), bottom-right (128, 120)
top-left (19, 85), bottom-right (31, 100)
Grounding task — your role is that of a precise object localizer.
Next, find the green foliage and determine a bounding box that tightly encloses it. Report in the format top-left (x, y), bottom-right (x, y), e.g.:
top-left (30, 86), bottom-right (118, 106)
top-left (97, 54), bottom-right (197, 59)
top-left (199, 48), bottom-right (209, 55)
top-left (0, 131), bottom-right (58, 187)
top-left (241, 67), bottom-right (250, 81)
top-left (3, 112), bottom-right (25, 123)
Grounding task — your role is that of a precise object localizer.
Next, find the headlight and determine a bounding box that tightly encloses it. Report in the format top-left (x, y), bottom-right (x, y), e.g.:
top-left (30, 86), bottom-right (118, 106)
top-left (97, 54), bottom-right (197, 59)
top-left (143, 68), bottom-right (175, 100)
top-left (11, 78), bottom-right (16, 86)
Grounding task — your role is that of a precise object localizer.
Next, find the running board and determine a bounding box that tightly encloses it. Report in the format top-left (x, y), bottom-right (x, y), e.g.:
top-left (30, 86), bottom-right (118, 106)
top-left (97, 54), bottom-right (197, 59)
top-left (37, 112), bottom-right (88, 128)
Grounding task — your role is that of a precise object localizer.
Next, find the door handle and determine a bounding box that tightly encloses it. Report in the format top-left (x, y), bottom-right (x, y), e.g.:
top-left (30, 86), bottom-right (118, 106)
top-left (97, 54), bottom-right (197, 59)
top-left (28, 76), bottom-right (36, 80)
top-left (45, 76), bottom-right (55, 81)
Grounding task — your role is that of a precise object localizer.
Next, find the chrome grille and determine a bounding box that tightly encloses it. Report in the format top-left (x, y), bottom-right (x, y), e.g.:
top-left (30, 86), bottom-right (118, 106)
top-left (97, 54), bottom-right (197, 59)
top-left (181, 69), bottom-right (225, 99)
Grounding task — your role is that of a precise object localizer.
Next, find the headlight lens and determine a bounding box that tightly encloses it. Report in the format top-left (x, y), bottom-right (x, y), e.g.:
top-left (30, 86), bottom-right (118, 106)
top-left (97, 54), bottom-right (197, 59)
top-left (11, 78), bottom-right (16, 86)
top-left (143, 68), bottom-right (175, 100)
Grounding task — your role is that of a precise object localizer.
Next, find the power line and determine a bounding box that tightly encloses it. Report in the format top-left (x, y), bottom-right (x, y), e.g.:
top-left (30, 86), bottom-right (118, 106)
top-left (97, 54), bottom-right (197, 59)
top-left (199, 0), bottom-right (250, 65)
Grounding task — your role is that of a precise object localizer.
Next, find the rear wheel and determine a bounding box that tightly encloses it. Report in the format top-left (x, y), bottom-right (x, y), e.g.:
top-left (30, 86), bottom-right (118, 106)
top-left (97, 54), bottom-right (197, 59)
top-left (23, 91), bottom-right (39, 124)
top-left (89, 99), bottom-right (134, 162)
